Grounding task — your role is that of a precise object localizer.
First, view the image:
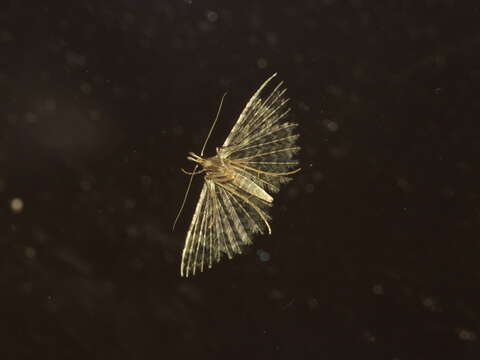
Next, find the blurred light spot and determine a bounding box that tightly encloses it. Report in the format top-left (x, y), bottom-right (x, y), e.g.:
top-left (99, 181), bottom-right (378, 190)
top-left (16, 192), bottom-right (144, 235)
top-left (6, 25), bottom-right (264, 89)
top-left (173, 126), bottom-right (184, 136)
top-left (323, 119), bottom-right (339, 132)
top-left (126, 224), bottom-right (139, 238)
top-left (372, 284), bottom-right (383, 295)
top-left (329, 146), bottom-right (348, 158)
top-left (305, 183), bottom-right (315, 194)
top-left (257, 57), bottom-right (268, 69)
top-left (7, 113), bottom-right (18, 124)
top-left (266, 32), bottom-right (278, 45)
top-left (44, 99), bottom-right (57, 112)
top-left (10, 198), bottom-right (24, 213)
top-left (441, 186), bottom-right (455, 199)
top-left (326, 84), bottom-right (343, 97)
top-left (139, 91), bottom-right (150, 102)
top-left (89, 109), bottom-right (101, 120)
top-left (56, 248), bottom-right (92, 275)
top-left (20, 282), bottom-right (33, 294)
top-left (80, 82), bottom-right (92, 94)
top-left (422, 296), bottom-right (441, 312)
top-left (45, 295), bottom-right (57, 312)
top-left (457, 328), bottom-right (477, 342)
top-left (113, 85), bottom-right (126, 98)
top-left (80, 179), bottom-right (92, 191)
top-left (298, 101), bottom-right (310, 111)
top-left (307, 297), bottom-right (319, 309)
top-left (206, 10), bottom-right (218, 22)
top-left (287, 186), bottom-right (299, 199)
top-left (131, 257), bottom-right (144, 271)
top-left (397, 177), bottom-right (412, 192)
top-left (123, 12), bottom-right (136, 26)
top-left (363, 329), bottom-right (376, 343)
top-left (141, 175), bottom-right (152, 188)
top-left (256, 249), bottom-right (270, 262)
top-left (293, 53), bottom-right (304, 64)
top-left (124, 198), bottom-right (136, 210)
top-left (198, 21), bottom-right (213, 32)
top-left (269, 289), bottom-right (285, 300)
top-left (33, 227), bottom-right (49, 244)
top-left (25, 246), bottom-right (36, 259)
top-left (0, 30), bottom-right (13, 42)
top-left (25, 112), bottom-right (37, 123)
top-left (66, 51), bottom-right (86, 67)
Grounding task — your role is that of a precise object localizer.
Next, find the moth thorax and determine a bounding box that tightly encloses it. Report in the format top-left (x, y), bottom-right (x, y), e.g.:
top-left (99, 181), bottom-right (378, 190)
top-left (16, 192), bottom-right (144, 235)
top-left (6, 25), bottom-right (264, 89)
top-left (202, 156), bottom-right (223, 171)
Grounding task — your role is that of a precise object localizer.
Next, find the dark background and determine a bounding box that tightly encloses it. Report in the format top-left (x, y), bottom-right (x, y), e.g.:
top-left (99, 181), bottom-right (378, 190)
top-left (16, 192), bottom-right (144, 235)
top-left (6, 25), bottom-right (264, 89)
top-left (1, 0), bottom-right (480, 359)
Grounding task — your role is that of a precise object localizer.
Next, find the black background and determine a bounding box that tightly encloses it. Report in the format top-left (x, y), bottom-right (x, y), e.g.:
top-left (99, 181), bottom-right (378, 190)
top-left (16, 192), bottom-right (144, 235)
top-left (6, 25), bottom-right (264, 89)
top-left (2, 1), bottom-right (480, 359)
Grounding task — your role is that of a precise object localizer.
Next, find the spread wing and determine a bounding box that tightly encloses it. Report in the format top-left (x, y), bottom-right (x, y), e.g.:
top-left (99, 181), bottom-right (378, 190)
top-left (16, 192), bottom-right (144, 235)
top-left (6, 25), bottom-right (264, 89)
top-left (221, 73), bottom-right (300, 193)
top-left (181, 180), bottom-right (271, 277)
top-left (180, 74), bottom-right (300, 277)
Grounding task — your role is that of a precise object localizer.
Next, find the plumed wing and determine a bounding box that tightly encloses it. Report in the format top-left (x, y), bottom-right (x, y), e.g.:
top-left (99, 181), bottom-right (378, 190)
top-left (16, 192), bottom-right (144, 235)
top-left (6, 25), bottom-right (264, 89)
top-left (221, 74), bottom-right (300, 193)
top-left (181, 179), bottom-right (272, 277)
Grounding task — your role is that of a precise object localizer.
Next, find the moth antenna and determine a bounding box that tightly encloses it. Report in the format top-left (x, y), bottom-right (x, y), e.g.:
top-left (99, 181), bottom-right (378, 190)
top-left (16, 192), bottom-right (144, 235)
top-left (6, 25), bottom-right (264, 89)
top-left (172, 91), bottom-right (227, 231)
top-left (172, 164), bottom-right (198, 231)
top-left (181, 168), bottom-right (205, 175)
top-left (201, 92), bottom-right (227, 156)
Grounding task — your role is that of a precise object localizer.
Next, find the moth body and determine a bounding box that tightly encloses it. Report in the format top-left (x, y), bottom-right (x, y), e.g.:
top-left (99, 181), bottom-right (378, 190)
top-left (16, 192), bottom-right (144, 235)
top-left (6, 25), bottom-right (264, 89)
top-left (178, 73), bottom-right (300, 277)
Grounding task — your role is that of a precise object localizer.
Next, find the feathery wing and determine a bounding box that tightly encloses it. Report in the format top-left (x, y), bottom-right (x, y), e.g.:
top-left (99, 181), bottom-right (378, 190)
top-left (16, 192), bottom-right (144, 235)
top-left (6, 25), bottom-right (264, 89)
top-left (180, 74), bottom-right (300, 277)
top-left (220, 73), bottom-right (300, 192)
top-left (181, 180), bottom-right (271, 277)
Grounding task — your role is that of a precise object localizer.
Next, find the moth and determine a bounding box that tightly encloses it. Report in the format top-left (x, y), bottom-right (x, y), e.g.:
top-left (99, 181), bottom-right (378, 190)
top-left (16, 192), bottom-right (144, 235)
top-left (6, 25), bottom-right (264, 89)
top-left (174, 73), bottom-right (300, 277)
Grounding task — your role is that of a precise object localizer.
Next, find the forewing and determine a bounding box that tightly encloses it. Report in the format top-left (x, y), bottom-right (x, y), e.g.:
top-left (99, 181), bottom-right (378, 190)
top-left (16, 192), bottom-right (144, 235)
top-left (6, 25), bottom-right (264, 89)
top-left (181, 179), bottom-right (272, 277)
top-left (221, 74), bottom-right (300, 193)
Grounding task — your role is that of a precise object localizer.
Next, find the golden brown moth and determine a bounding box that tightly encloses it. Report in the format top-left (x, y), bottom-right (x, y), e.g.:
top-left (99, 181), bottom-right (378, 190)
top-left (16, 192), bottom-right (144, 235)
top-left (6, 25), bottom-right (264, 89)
top-left (174, 73), bottom-right (300, 277)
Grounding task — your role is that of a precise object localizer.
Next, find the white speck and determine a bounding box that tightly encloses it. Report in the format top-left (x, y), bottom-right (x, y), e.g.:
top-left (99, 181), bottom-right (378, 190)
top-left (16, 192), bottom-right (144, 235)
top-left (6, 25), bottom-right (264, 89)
top-left (422, 296), bottom-right (440, 312)
top-left (458, 328), bottom-right (477, 342)
top-left (323, 119), bottom-right (339, 132)
top-left (397, 177), bottom-right (411, 192)
top-left (256, 249), bottom-right (270, 262)
top-left (25, 246), bottom-right (36, 259)
top-left (206, 10), bottom-right (218, 22)
top-left (307, 297), bottom-right (319, 309)
top-left (10, 198), bottom-right (24, 213)
top-left (372, 284), bottom-right (383, 295)
top-left (257, 57), bottom-right (268, 69)
top-left (25, 112), bottom-right (37, 123)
